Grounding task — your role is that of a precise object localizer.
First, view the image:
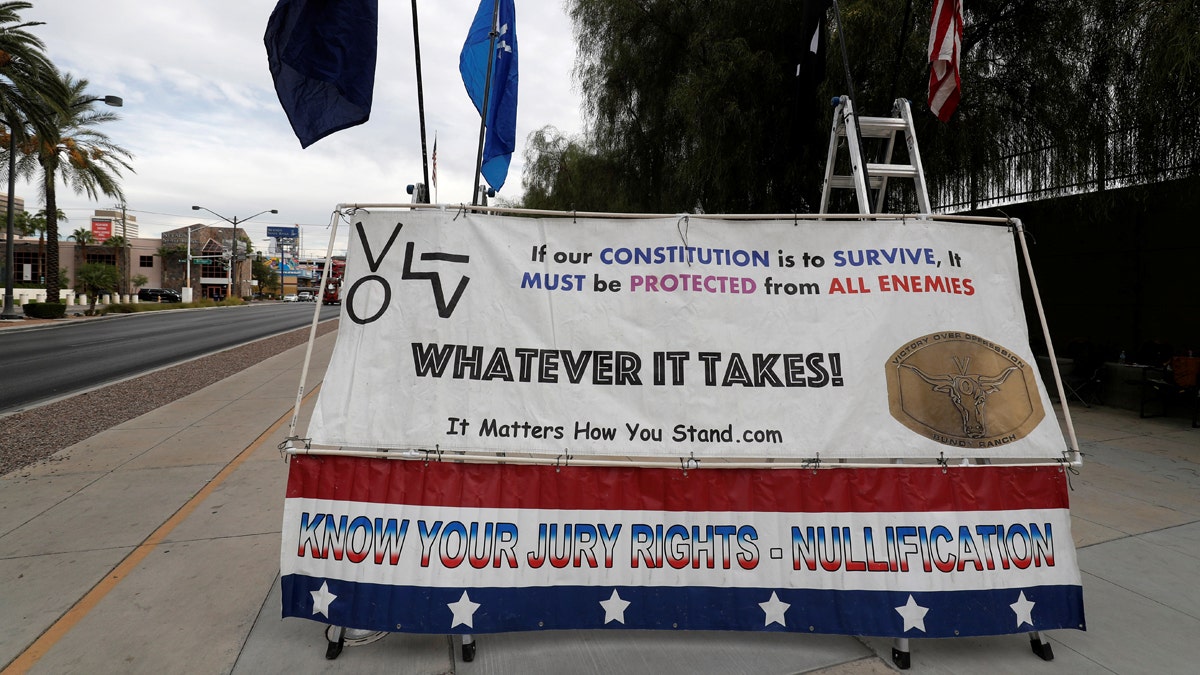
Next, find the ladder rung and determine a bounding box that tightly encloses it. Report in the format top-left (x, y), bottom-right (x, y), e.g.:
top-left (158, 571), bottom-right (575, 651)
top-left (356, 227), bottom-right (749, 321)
top-left (865, 163), bottom-right (918, 178)
top-left (838, 116), bottom-right (908, 138)
top-left (828, 175), bottom-right (890, 190)
top-left (858, 116), bottom-right (908, 130)
top-left (827, 165), bottom-right (919, 189)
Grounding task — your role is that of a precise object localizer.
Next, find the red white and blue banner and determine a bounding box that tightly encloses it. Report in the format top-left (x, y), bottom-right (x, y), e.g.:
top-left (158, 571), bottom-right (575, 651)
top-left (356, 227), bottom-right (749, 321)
top-left (281, 457), bottom-right (1085, 637)
top-left (289, 210), bottom-right (1084, 638)
top-left (307, 211), bottom-right (1067, 462)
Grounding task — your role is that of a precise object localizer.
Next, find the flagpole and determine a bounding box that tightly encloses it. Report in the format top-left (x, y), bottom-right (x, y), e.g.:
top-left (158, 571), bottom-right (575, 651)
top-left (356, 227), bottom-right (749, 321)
top-left (411, 0), bottom-right (431, 203)
top-left (471, 0), bottom-right (502, 206)
top-left (830, 0), bottom-right (872, 212)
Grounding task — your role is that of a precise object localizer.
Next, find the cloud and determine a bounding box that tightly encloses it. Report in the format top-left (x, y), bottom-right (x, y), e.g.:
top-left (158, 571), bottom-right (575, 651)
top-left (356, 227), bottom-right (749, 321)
top-left (16, 0), bottom-right (583, 253)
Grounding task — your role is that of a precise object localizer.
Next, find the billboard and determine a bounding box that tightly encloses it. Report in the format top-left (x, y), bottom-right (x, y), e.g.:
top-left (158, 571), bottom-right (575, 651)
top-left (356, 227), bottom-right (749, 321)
top-left (306, 211), bottom-right (1065, 462)
top-left (268, 225), bottom-right (300, 239)
top-left (90, 219), bottom-right (113, 242)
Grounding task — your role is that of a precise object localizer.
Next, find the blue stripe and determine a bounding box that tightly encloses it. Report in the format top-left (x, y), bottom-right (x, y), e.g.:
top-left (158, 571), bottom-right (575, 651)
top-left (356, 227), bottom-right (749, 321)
top-left (282, 575), bottom-right (1084, 638)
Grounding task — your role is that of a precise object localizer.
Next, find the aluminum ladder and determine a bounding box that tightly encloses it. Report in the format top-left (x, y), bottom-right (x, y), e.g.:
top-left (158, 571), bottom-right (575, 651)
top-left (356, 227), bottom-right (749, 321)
top-left (819, 96), bottom-right (931, 215)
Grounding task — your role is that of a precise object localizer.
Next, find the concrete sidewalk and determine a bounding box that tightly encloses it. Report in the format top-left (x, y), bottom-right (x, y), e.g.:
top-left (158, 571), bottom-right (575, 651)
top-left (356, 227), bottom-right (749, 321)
top-left (2, 333), bottom-right (1198, 674)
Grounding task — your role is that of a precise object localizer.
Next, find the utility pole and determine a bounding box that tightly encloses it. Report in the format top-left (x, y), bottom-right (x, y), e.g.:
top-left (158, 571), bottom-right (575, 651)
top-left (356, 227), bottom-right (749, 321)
top-left (229, 223), bottom-right (236, 300)
top-left (185, 226), bottom-right (193, 299)
top-left (119, 202), bottom-right (129, 297)
top-left (191, 206), bottom-right (277, 301)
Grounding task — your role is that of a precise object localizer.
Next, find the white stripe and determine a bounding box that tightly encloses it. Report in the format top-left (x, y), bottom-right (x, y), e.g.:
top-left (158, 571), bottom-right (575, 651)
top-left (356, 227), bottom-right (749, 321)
top-left (930, 74), bottom-right (958, 111)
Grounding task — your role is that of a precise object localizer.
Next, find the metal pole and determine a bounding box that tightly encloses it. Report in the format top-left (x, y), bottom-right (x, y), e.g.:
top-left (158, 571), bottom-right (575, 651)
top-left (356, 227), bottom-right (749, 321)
top-left (830, 0), bottom-right (872, 212)
top-left (471, 0), bottom-right (502, 206)
top-left (288, 210), bottom-right (341, 440)
top-left (2, 129), bottom-right (20, 318)
top-left (229, 219), bottom-right (238, 300)
top-left (411, 0), bottom-right (430, 202)
top-left (185, 226), bottom-right (193, 300)
top-left (120, 202), bottom-right (129, 297)
top-left (1014, 217), bottom-right (1080, 458)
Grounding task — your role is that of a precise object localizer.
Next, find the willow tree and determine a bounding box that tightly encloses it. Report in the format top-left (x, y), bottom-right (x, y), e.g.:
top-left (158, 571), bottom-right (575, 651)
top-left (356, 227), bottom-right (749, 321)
top-left (561, 0), bottom-right (813, 213)
top-left (844, 0), bottom-right (1200, 210)
top-left (524, 0), bottom-right (1200, 214)
top-left (521, 126), bottom-right (639, 212)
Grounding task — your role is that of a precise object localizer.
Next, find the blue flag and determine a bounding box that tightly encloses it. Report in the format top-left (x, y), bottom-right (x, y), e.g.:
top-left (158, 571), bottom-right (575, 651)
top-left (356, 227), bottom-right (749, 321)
top-left (264, 0), bottom-right (378, 148)
top-left (460, 0), bottom-right (519, 191)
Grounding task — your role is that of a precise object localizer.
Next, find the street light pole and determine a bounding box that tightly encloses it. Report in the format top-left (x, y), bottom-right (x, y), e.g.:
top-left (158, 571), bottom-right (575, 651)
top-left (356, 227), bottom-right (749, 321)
top-left (1, 128), bottom-right (20, 319)
top-left (190, 206), bottom-right (277, 301)
top-left (118, 201), bottom-right (129, 297)
top-left (182, 224), bottom-right (202, 301)
top-left (230, 220), bottom-right (237, 300)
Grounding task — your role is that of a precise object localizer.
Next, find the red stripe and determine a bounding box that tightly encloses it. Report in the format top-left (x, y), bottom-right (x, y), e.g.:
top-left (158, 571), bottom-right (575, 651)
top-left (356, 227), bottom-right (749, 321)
top-left (286, 455), bottom-right (1070, 513)
top-left (930, 0), bottom-right (955, 45)
top-left (928, 0), bottom-right (962, 122)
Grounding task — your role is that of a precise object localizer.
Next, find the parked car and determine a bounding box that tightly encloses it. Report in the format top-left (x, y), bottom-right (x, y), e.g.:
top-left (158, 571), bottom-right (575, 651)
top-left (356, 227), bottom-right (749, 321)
top-left (138, 288), bottom-right (181, 303)
top-left (297, 291), bottom-right (315, 302)
top-left (283, 294), bottom-right (299, 302)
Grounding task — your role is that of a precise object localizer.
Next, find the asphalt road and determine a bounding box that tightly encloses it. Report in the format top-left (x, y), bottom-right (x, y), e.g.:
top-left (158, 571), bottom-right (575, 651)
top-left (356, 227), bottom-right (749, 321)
top-left (0, 302), bottom-right (338, 413)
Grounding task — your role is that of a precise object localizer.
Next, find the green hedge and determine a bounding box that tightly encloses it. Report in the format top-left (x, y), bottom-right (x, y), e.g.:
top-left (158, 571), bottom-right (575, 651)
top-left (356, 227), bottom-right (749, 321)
top-left (23, 302), bottom-right (67, 319)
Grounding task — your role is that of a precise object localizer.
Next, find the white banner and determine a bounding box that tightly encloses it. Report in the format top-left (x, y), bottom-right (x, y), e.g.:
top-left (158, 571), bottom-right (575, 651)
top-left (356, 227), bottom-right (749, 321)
top-left (308, 211), bottom-right (1064, 460)
top-left (283, 500), bottom-right (1077, 593)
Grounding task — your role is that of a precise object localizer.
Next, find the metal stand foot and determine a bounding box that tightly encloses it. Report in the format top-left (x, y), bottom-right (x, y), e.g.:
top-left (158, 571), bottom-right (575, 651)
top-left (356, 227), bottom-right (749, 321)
top-left (325, 626), bottom-right (345, 660)
top-left (1029, 631), bottom-right (1054, 661)
top-left (891, 637), bottom-right (911, 669)
top-left (461, 634), bottom-right (476, 662)
top-left (323, 625), bottom-right (387, 659)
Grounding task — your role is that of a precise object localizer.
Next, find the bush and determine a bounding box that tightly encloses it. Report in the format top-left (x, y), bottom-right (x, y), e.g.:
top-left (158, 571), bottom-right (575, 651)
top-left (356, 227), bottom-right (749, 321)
top-left (100, 298), bottom-right (233, 315)
top-left (23, 302), bottom-right (67, 319)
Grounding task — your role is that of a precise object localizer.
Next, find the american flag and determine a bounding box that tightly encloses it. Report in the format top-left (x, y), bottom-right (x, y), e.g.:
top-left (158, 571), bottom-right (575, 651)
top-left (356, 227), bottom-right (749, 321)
top-left (927, 0), bottom-right (963, 122)
top-left (431, 135), bottom-right (438, 190)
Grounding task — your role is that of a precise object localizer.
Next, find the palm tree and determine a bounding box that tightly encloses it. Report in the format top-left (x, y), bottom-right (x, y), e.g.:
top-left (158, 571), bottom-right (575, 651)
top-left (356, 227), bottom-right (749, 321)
top-left (0, 3), bottom-right (56, 147)
top-left (73, 261), bottom-right (118, 314)
top-left (0, 3), bottom-right (58, 301)
top-left (23, 70), bottom-right (133, 303)
top-left (69, 226), bottom-right (94, 269)
top-left (13, 208), bottom-right (61, 284)
top-left (103, 233), bottom-right (128, 294)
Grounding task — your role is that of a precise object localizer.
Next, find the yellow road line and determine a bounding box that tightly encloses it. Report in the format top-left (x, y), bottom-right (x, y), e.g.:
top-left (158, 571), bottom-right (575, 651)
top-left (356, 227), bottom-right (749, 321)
top-left (3, 385), bottom-right (321, 674)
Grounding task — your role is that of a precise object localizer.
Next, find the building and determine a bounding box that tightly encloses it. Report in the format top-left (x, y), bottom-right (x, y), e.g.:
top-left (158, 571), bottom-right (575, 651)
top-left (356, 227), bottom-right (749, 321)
top-left (2, 207), bottom-right (163, 303)
top-left (4, 205), bottom-right (311, 305)
top-left (0, 194), bottom-right (26, 214)
top-left (159, 224), bottom-right (254, 300)
top-left (89, 209), bottom-right (139, 239)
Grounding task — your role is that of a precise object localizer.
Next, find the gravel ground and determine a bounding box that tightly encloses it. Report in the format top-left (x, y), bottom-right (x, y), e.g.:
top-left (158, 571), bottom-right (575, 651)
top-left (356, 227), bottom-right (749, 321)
top-left (0, 319), bottom-right (338, 477)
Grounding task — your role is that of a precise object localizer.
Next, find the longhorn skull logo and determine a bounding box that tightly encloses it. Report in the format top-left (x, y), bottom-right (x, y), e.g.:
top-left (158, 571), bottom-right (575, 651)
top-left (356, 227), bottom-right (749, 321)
top-left (901, 357), bottom-right (1018, 438)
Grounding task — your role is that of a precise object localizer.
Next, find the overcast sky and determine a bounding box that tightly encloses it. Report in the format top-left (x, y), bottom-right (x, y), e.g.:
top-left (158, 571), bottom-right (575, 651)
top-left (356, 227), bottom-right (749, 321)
top-left (18, 0), bottom-right (584, 254)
